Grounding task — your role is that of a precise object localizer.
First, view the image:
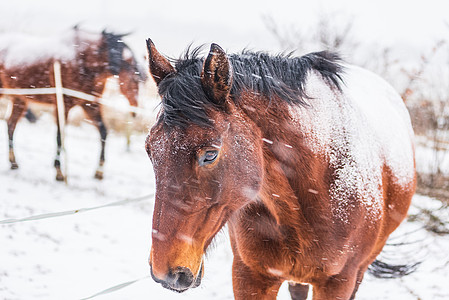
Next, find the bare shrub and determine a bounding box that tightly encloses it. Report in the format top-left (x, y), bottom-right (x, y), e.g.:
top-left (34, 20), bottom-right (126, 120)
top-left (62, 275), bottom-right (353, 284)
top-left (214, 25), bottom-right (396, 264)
top-left (263, 10), bottom-right (358, 55)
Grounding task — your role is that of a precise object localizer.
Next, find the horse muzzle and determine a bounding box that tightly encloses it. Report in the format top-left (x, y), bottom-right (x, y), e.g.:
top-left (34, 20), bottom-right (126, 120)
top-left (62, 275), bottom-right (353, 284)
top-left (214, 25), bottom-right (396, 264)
top-left (150, 263), bottom-right (203, 293)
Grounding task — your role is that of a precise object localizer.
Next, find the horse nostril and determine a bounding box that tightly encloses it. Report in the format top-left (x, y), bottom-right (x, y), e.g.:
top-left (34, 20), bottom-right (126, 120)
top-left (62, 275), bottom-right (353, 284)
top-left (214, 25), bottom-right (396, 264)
top-left (167, 267), bottom-right (194, 291)
top-left (150, 263), bottom-right (198, 292)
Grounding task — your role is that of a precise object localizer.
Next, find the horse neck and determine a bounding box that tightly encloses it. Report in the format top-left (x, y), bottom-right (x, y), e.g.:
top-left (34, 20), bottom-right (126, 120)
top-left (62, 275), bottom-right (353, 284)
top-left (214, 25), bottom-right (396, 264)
top-left (236, 91), bottom-right (331, 238)
top-left (72, 33), bottom-right (105, 75)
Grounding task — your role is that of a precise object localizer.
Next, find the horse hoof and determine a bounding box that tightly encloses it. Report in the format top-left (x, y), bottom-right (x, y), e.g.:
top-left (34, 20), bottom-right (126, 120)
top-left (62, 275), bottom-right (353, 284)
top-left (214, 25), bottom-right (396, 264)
top-left (56, 174), bottom-right (65, 182)
top-left (10, 163), bottom-right (19, 170)
top-left (94, 171), bottom-right (104, 180)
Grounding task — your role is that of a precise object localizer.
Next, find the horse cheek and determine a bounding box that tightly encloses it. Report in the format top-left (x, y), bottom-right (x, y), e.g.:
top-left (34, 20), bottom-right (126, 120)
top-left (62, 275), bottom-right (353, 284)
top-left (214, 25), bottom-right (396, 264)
top-left (230, 149), bottom-right (263, 207)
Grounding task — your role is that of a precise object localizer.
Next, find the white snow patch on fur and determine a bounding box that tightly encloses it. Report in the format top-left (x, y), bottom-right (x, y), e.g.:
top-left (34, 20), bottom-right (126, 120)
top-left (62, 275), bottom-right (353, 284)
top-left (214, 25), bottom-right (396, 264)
top-left (289, 66), bottom-right (415, 223)
top-left (0, 31), bottom-right (99, 68)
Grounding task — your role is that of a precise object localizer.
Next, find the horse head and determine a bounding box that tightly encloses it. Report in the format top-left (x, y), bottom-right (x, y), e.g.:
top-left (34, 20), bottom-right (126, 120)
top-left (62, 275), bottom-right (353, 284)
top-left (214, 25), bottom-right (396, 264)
top-left (145, 39), bottom-right (264, 292)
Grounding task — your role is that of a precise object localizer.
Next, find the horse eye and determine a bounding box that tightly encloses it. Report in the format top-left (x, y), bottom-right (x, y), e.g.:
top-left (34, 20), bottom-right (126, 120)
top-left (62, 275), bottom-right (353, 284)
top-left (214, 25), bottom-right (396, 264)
top-left (199, 150), bottom-right (218, 166)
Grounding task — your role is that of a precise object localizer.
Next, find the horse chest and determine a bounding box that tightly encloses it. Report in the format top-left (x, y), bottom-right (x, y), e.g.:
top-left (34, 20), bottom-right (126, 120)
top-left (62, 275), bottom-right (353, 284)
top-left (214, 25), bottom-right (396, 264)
top-left (231, 214), bottom-right (311, 278)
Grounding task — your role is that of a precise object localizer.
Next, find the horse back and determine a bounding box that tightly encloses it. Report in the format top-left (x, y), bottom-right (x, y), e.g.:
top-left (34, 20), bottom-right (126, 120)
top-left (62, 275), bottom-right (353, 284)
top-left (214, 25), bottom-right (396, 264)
top-left (293, 65), bottom-right (415, 227)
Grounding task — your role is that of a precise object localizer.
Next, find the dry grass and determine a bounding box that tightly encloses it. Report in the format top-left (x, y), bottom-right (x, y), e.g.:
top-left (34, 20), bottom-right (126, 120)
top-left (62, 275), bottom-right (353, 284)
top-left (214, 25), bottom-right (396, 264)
top-left (407, 99), bottom-right (449, 202)
top-left (416, 174), bottom-right (449, 203)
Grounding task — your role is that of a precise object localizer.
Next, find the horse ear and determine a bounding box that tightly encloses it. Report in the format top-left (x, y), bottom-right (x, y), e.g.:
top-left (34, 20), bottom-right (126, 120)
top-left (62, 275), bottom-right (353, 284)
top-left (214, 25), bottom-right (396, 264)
top-left (201, 43), bottom-right (233, 106)
top-left (146, 39), bottom-right (174, 85)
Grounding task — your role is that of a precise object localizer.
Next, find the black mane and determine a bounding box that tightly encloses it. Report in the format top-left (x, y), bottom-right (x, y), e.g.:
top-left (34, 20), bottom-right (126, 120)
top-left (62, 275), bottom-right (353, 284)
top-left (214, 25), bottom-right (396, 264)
top-left (102, 31), bottom-right (146, 81)
top-left (157, 47), bottom-right (344, 128)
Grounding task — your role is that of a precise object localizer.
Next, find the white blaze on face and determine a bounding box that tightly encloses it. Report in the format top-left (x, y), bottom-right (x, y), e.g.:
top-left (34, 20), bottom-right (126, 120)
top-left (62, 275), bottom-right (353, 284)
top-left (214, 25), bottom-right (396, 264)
top-left (288, 66), bottom-right (415, 223)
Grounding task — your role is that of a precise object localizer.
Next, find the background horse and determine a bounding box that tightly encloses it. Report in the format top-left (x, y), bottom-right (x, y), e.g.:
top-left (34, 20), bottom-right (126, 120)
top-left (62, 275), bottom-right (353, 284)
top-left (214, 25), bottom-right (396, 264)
top-left (0, 27), bottom-right (144, 181)
top-left (145, 40), bottom-right (416, 300)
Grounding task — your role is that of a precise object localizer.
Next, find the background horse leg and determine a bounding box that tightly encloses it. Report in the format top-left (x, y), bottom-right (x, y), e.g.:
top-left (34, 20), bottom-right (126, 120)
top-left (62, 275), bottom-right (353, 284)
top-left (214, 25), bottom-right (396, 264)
top-left (54, 102), bottom-right (73, 181)
top-left (288, 282), bottom-right (309, 300)
top-left (54, 120), bottom-right (64, 181)
top-left (82, 103), bottom-right (107, 180)
top-left (7, 97), bottom-right (27, 169)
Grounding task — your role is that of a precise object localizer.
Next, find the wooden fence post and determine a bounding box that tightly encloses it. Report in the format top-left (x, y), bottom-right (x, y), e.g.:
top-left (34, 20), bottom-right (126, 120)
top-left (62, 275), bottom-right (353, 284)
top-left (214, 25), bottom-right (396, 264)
top-left (53, 61), bottom-right (68, 184)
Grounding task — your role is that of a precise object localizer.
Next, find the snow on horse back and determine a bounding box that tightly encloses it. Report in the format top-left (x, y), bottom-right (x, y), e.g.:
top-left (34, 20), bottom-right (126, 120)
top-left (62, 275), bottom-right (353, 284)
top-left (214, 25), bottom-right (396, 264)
top-left (145, 40), bottom-right (416, 300)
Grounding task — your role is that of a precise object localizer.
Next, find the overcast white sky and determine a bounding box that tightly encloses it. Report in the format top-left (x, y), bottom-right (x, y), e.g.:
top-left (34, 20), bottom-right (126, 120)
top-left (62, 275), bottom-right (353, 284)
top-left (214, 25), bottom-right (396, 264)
top-left (1, 0), bottom-right (448, 57)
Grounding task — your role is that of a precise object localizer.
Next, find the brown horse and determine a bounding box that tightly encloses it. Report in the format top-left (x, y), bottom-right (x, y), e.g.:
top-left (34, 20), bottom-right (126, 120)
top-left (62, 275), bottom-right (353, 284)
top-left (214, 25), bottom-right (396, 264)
top-left (145, 40), bottom-right (416, 299)
top-left (0, 27), bottom-right (144, 181)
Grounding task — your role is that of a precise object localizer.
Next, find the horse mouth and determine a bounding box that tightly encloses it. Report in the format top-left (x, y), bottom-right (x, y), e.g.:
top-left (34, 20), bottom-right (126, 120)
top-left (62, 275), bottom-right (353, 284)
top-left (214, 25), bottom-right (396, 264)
top-left (192, 265), bottom-right (203, 288)
top-left (150, 263), bottom-right (203, 293)
top-left (161, 282), bottom-right (190, 293)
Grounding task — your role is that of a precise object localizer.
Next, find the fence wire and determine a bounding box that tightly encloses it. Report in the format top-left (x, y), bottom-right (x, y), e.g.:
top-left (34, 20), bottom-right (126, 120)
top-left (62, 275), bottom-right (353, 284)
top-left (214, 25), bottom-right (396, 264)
top-left (0, 193), bottom-right (153, 225)
top-left (80, 276), bottom-right (150, 300)
top-left (0, 87), bottom-right (145, 114)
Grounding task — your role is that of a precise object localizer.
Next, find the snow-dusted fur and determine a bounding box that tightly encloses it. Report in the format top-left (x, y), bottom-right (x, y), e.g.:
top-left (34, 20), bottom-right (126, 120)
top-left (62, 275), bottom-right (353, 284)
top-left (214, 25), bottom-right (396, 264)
top-left (146, 42), bottom-right (416, 300)
top-left (292, 65), bottom-right (415, 225)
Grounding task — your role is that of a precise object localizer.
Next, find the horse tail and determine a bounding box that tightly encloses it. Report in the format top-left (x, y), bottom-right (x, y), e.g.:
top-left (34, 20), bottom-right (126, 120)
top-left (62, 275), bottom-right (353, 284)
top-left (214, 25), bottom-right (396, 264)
top-left (367, 259), bottom-right (420, 278)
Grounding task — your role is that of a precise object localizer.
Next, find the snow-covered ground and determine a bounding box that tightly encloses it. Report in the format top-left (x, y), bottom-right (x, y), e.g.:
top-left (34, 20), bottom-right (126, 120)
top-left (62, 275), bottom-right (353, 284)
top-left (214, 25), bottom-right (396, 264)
top-left (1, 115), bottom-right (448, 300)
